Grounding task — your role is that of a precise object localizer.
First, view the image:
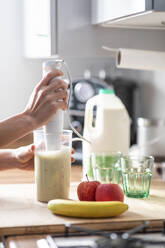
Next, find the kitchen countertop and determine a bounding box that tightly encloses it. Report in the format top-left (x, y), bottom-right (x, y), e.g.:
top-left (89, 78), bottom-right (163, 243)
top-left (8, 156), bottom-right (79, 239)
top-left (0, 166), bottom-right (165, 237)
top-left (0, 165), bottom-right (82, 184)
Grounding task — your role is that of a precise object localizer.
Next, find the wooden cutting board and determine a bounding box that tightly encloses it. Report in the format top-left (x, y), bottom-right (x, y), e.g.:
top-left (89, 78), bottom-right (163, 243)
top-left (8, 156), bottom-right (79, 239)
top-left (0, 180), bottom-right (165, 236)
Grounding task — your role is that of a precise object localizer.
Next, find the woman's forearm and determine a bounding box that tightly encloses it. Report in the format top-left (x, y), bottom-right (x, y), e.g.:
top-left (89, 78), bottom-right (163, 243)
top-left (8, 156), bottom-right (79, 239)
top-left (0, 69), bottom-right (68, 147)
top-left (0, 111), bottom-right (35, 147)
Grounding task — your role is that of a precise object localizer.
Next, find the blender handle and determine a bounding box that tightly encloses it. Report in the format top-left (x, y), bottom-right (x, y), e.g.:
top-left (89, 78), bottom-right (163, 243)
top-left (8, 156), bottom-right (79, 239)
top-left (62, 60), bottom-right (72, 105)
top-left (62, 60), bottom-right (91, 144)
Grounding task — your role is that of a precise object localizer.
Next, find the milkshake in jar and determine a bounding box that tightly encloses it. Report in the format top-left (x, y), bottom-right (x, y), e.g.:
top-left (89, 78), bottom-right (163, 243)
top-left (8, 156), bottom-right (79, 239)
top-left (33, 129), bottom-right (72, 202)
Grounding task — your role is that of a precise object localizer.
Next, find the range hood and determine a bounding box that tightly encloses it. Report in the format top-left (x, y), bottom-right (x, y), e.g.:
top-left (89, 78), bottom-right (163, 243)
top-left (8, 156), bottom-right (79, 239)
top-left (92, 0), bottom-right (165, 29)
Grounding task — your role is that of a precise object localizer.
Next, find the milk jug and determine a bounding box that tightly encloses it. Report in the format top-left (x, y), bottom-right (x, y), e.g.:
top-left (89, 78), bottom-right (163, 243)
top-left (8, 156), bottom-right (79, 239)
top-left (82, 89), bottom-right (130, 179)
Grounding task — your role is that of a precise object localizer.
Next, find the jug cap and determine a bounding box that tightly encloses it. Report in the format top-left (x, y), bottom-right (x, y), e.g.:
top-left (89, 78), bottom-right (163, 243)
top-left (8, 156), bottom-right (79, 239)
top-left (99, 89), bottom-right (115, 94)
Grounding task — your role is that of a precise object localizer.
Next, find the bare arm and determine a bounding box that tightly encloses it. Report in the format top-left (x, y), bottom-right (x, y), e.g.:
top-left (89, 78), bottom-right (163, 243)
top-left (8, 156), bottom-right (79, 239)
top-left (0, 145), bottom-right (34, 170)
top-left (0, 113), bottom-right (35, 148)
top-left (0, 69), bottom-right (68, 147)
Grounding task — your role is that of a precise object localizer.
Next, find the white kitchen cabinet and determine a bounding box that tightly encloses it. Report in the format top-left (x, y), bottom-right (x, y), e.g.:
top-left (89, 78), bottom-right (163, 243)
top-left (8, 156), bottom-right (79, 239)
top-left (92, 0), bottom-right (165, 29)
top-left (23, 0), bottom-right (57, 58)
top-left (92, 0), bottom-right (145, 24)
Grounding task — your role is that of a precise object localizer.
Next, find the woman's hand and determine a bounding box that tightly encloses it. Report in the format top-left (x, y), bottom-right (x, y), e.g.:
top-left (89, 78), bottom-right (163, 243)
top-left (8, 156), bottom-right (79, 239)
top-left (24, 69), bottom-right (68, 129)
top-left (14, 144), bottom-right (35, 170)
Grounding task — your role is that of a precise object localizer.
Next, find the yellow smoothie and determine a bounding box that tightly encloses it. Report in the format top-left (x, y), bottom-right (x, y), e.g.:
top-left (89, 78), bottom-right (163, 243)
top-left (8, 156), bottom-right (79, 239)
top-left (35, 148), bottom-right (71, 202)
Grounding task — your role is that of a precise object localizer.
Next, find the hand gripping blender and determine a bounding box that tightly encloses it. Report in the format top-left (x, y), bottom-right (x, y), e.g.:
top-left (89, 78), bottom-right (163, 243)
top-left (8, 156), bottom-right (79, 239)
top-left (42, 59), bottom-right (71, 150)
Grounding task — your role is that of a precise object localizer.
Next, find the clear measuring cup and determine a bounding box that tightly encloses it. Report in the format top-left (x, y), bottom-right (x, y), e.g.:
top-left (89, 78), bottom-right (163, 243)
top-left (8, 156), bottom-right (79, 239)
top-left (33, 129), bottom-right (72, 203)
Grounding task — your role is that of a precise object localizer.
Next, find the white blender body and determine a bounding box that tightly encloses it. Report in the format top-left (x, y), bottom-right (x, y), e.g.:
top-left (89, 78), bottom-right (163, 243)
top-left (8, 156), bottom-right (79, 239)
top-left (42, 59), bottom-right (71, 150)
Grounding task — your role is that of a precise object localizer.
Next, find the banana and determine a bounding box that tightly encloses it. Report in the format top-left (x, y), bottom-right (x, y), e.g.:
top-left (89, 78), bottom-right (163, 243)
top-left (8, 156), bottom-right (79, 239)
top-left (48, 199), bottom-right (128, 218)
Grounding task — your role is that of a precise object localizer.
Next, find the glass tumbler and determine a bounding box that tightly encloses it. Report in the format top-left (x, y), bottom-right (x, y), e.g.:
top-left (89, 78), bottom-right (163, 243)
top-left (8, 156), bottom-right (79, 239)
top-left (91, 152), bottom-right (122, 184)
top-left (33, 129), bottom-right (72, 202)
top-left (121, 155), bottom-right (154, 198)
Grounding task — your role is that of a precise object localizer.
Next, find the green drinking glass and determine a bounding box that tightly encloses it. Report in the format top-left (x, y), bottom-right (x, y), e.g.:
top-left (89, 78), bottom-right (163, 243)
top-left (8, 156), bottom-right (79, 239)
top-left (121, 155), bottom-right (154, 198)
top-left (91, 152), bottom-right (122, 184)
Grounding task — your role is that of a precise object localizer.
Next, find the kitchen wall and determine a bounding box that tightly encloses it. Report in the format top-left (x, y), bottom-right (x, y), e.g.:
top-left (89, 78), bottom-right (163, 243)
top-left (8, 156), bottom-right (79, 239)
top-left (0, 0), bottom-right (42, 121)
top-left (0, 0), bottom-right (165, 123)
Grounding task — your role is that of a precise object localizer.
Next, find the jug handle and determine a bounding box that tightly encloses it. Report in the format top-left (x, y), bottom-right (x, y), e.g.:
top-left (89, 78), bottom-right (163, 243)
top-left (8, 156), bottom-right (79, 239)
top-left (72, 138), bottom-right (84, 142)
top-left (85, 95), bottom-right (98, 133)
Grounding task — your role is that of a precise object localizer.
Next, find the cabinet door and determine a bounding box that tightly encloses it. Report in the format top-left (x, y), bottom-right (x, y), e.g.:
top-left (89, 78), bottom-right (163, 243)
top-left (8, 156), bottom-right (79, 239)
top-left (23, 0), bottom-right (57, 58)
top-left (92, 0), bottom-right (145, 24)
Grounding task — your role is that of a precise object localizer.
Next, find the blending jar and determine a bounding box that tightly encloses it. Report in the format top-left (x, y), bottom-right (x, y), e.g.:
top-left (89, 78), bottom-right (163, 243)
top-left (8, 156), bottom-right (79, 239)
top-left (33, 129), bottom-right (72, 202)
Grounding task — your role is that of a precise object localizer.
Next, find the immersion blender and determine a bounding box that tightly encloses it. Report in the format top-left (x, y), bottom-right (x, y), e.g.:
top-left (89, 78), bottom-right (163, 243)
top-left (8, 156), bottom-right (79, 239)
top-left (42, 59), bottom-right (71, 150)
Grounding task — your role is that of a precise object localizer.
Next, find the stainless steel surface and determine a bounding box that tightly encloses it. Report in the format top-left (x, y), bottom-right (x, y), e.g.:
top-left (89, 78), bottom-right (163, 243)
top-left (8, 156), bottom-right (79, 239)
top-left (74, 82), bottom-right (95, 103)
top-left (162, 163), bottom-right (165, 182)
top-left (137, 118), bottom-right (165, 127)
top-left (37, 239), bottom-right (50, 248)
top-left (50, 236), bottom-right (98, 248)
top-left (137, 118), bottom-right (165, 157)
top-left (4, 221), bottom-right (165, 248)
top-left (46, 236), bottom-right (58, 248)
top-left (31, 222), bottom-right (165, 248)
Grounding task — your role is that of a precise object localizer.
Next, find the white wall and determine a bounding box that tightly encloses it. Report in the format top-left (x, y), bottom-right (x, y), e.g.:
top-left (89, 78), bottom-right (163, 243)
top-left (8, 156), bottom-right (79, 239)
top-left (116, 68), bottom-right (165, 119)
top-left (0, 0), bottom-right (165, 121)
top-left (0, 0), bottom-right (43, 120)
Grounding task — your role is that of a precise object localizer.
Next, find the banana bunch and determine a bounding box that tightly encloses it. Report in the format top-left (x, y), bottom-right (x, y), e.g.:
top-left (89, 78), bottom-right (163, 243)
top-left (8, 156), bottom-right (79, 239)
top-left (48, 199), bottom-right (128, 218)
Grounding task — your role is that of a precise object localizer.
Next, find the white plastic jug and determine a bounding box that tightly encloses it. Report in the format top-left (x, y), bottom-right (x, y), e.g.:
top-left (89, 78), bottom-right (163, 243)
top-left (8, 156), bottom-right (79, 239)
top-left (82, 89), bottom-right (130, 179)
